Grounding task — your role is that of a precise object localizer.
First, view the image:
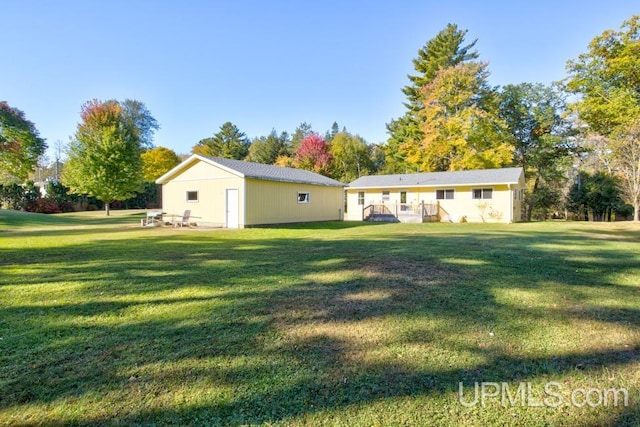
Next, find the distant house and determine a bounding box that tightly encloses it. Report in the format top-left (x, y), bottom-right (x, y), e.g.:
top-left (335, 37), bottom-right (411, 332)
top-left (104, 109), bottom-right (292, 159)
top-left (156, 155), bottom-right (345, 228)
top-left (346, 167), bottom-right (525, 223)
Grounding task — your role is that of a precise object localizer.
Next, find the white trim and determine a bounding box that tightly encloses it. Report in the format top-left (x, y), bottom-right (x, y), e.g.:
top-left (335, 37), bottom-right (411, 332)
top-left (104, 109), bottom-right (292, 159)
top-left (508, 183), bottom-right (513, 223)
top-left (156, 154), bottom-right (245, 184)
top-left (347, 181), bottom-right (519, 190)
top-left (164, 176), bottom-right (238, 183)
top-left (297, 192), bottom-right (311, 204)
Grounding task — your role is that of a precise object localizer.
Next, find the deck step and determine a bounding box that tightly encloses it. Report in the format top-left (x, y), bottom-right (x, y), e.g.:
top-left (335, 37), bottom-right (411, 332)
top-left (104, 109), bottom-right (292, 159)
top-left (366, 214), bottom-right (400, 223)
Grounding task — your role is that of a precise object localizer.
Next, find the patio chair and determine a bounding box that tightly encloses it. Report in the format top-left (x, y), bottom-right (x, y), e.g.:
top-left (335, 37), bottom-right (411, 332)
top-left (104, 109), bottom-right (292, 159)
top-left (173, 209), bottom-right (191, 227)
top-left (141, 210), bottom-right (163, 227)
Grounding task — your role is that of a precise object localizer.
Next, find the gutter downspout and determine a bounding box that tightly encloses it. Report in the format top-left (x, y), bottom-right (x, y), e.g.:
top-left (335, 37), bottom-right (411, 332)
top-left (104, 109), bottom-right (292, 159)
top-left (508, 183), bottom-right (513, 223)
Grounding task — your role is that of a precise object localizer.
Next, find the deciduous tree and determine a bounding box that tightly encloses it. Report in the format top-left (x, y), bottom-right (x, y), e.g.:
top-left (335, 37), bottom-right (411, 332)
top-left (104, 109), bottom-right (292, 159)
top-left (406, 62), bottom-right (512, 172)
top-left (0, 101), bottom-right (47, 183)
top-left (611, 123), bottom-right (640, 221)
top-left (498, 83), bottom-right (575, 220)
top-left (141, 146), bottom-right (181, 181)
top-left (294, 133), bottom-right (332, 175)
top-left (121, 99), bottom-right (159, 149)
top-left (565, 15), bottom-right (640, 220)
top-left (330, 132), bottom-right (372, 182)
top-left (63, 99), bottom-right (154, 215)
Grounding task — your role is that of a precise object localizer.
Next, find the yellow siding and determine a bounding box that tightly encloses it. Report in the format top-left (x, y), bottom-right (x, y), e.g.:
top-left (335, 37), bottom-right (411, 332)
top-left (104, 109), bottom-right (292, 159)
top-left (346, 181), bottom-right (525, 223)
top-left (160, 160), bottom-right (245, 227)
top-left (245, 179), bottom-right (343, 225)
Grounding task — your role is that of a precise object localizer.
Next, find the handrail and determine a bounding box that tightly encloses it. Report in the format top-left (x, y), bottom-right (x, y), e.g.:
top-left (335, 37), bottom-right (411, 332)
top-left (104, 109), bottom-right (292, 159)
top-left (363, 202), bottom-right (439, 221)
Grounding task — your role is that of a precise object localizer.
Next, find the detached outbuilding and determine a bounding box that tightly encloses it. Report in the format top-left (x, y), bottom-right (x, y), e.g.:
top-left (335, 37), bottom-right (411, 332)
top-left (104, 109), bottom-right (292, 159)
top-left (156, 155), bottom-right (345, 228)
top-left (346, 167), bottom-right (526, 223)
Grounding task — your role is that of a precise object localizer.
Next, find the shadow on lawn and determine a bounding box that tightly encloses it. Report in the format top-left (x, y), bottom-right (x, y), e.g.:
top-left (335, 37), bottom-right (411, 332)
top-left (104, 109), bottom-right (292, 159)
top-left (1, 224), bottom-right (639, 425)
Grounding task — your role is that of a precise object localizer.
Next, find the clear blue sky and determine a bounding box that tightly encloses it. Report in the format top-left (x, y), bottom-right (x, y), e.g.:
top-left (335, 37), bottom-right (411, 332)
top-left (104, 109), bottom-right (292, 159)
top-left (2, 1), bottom-right (638, 158)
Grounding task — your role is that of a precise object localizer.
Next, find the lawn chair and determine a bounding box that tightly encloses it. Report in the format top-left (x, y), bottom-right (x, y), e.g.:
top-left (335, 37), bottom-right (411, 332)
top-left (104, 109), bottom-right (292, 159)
top-left (141, 210), bottom-right (163, 227)
top-left (173, 209), bottom-right (191, 227)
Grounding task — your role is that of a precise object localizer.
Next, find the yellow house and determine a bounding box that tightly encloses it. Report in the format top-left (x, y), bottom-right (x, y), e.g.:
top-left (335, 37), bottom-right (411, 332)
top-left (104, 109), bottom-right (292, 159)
top-left (346, 167), bottom-right (525, 223)
top-left (156, 155), bottom-right (345, 228)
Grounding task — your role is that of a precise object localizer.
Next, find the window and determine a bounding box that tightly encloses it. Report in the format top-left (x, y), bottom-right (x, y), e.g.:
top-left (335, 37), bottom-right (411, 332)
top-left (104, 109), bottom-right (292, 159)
top-left (436, 189), bottom-right (454, 200)
top-left (186, 191), bottom-right (198, 202)
top-left (400, 191), bottom-right (407, 204)
top-left (472, 188), bottom-right (493, 200)
top-left (297, 192), bottom-right (310, 203)
top-left (382, 191), bottom-right (390, 202)
top-left (514, 188), bottom-right (523, 201)
top-left (357, 191), bottom-right (365, 205)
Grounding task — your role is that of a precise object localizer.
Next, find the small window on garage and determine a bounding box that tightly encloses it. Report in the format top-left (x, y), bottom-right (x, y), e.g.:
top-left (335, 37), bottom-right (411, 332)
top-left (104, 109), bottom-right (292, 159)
top-left (186, 191), bottom-right (198, 202)
top-left (298, 192), bottom-right (310, 203)
top-left (382, 191), bottom-right (390, 202)
top-left (357, 191), bottom-right (365, 205)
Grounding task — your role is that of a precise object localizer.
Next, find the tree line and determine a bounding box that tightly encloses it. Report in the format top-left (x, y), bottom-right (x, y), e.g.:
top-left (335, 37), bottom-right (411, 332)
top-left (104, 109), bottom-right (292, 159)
top-left (1, 16), bottom-right (639, 220)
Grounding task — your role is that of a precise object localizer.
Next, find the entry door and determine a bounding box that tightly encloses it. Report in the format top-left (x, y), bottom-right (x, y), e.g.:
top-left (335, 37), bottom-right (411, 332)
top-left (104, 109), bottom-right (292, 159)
top-left (226, 188), bottom-right (239, 228)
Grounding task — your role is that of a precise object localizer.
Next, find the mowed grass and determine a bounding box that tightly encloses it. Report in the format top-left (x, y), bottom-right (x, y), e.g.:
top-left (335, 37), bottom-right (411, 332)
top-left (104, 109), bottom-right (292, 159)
top-left (1, 210), bottom-right (639, 426)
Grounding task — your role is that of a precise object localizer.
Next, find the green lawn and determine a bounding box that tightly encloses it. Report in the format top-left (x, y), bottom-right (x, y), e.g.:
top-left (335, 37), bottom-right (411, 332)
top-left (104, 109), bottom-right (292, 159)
top-left (1, 210), bottom-right (639, 426)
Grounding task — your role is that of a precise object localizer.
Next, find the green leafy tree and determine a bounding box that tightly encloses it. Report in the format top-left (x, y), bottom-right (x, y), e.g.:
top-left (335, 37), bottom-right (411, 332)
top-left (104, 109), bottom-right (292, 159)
top-left (385, 24), bottom-right (478, 172)
top-left (498, 83), bottom-right (576, 220)
top-left (121, 99), bottom-right (160, 149)
top-left (141, 146), bottom-right (181, 181)
top-left (565, 15), bottom-right (640, 220)
top-left (63, 99), bottom-right (154, 215)
top-left (611, 123), bottom-right (640, 221)
top-left (192, 122), bottom-right (250, 159)
top-left (246, 130), bottom-right (290, 164)
top-left (404, 62), bottom-right (512, 172)
top-left (567, 171), bottom-right (629, 221)
top-left (330, 132), bottom-right (373, 182)
top-left (0, 101), bottom-right (47, 183)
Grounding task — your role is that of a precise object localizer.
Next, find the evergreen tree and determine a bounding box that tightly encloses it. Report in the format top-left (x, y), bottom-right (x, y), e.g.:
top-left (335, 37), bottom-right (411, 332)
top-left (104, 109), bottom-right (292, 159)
top-left (385, 24), bottom-right (478, 171)
top-left (246, 130), bottom-right (290, 164)
top-left (325, 121), bottom-right (340, 142)
top-left (290, 122), bottom-right (313, 152)
top-left (192, 122), bottom-right (250, 160)
top-left (403, 24), bottom-right (478, 112)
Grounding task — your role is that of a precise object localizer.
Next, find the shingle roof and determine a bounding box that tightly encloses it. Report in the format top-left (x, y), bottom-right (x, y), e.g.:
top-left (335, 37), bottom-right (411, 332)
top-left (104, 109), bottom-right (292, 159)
top-left (205, 156), bottom-right (345, 187)
top-left (348, 167), bottom-right (524, 188)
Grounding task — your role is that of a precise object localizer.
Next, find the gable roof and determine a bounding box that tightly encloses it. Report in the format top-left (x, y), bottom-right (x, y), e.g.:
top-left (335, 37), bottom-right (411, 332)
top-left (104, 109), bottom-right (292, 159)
top-left (156, 154), bottom-right (344, 187)
top-left (348, 167), bottom-right (524, 189)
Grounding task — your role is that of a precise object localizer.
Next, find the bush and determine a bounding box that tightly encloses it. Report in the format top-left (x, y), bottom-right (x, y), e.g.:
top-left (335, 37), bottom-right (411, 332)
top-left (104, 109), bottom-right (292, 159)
top-left (25, 198), bottom-right (62, 214)
top-left (0, 183), bottom-right (30, 210)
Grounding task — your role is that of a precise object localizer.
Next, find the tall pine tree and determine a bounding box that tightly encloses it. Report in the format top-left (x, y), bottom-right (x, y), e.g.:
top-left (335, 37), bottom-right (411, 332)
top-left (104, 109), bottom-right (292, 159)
top-left (384, 24), bottom-right (478, 173)
top-left (192, 122), bottom-right (250, 160)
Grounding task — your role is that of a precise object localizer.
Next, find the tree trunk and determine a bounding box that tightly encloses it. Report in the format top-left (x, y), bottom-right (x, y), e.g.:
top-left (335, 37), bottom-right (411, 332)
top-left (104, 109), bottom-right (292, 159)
top-left (635, 201), bottom-right (639, 222)
top-left (105, 202), bottom-right (110, 216)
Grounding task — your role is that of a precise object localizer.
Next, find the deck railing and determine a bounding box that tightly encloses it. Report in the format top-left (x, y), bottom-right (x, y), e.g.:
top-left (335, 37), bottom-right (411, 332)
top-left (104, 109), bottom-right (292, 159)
top-left (363, 202), bottom-right (439, 221)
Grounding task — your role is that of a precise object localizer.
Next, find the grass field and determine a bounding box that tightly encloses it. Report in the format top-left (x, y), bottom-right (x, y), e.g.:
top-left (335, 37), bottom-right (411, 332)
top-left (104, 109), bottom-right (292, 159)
top-left (1, 210), bottom-right (639, 426)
